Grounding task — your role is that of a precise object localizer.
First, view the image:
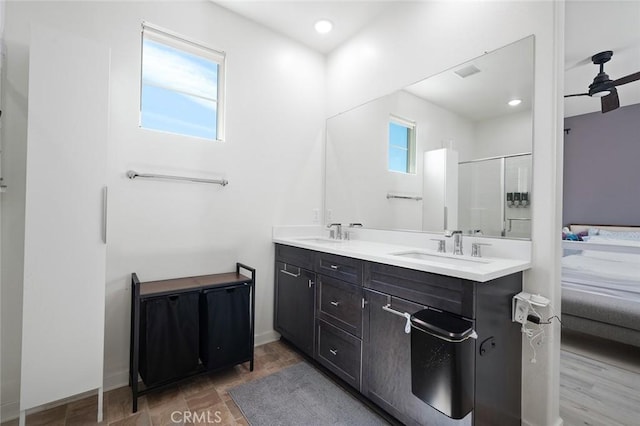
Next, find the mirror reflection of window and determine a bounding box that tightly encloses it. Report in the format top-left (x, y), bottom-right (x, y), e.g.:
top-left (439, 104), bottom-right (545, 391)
top-left (388, 115), bottom-right (416, 174)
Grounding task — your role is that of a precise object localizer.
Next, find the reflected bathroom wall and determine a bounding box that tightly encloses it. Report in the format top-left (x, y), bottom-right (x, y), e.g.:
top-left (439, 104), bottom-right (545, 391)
top-left (458, 154), bottom-right (531, 238)
top-left (505, 155), bottom-right (532, 238)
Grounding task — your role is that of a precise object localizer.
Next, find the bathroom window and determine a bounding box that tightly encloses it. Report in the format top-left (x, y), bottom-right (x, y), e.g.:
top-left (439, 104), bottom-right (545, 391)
top-left (140, 23), bottom-right (226, 141)
top-left (388, 116), bottom-right (416, 174)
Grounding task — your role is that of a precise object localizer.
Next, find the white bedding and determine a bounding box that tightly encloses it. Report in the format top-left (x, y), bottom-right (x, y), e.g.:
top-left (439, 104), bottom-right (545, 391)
top-left (562, 254), bottom-right (640, 300)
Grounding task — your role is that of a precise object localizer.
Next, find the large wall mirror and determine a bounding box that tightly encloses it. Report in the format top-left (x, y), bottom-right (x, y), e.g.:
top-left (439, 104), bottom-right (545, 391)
top-left (325, 35), bottom-right (534, 239)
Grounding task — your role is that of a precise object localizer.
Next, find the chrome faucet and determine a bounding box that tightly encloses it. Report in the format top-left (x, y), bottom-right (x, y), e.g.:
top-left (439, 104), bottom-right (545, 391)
top-left (327, 223), bottom-right (343, 240)
top-left (445, 230), bottom-right (463, 255)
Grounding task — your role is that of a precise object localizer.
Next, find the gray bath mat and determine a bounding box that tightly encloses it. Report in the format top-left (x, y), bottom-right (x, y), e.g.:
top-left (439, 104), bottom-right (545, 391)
top-left (229, 362), bottom-right (388, 426)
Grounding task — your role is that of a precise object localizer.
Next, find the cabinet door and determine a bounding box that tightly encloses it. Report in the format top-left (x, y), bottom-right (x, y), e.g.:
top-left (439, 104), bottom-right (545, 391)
top-left (363, 289), bottom-right (471, 426)
top-left (20, 24), bottom-right (109, 412)
top-left (275, 262), bottom-right (315, 357)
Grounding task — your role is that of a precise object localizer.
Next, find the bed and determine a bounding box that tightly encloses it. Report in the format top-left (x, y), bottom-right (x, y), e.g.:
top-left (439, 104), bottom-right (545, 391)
top-left (561, 224), bottom-right (640, 347)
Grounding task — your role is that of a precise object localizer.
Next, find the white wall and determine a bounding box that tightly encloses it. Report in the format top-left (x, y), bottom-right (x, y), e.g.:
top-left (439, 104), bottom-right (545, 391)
top-left (325, 89), bottom-right (473, 231)
top-left (1, 1), bottom-right (325, 420)
top-left (327, 2), bottom-right (563, 426)
top-left (474, 109), bottom-right (533, 159)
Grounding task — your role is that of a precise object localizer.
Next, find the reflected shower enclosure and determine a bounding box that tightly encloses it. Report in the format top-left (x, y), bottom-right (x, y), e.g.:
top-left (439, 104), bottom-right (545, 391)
top-left (458, 154), bottom-right (532, 238)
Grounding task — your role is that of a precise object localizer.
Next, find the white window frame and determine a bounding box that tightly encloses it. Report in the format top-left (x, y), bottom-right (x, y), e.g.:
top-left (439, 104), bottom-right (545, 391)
top-left (388, 114), bottom-right (417, 174)
top-left (140, 22), bottom-right (226, 141)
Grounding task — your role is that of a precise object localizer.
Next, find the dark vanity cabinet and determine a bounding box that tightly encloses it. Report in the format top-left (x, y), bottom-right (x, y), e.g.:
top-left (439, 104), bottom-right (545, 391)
top-left (362, 263), bottom-right (477, 426)
top-left (275, 246), bottom-right (316, 357)
top-left (315, 252), bottom-right (364, 390)
top-left (274, 243), bottom-right (522, 426)
top-left (363, 289), bottom-right (452, 425)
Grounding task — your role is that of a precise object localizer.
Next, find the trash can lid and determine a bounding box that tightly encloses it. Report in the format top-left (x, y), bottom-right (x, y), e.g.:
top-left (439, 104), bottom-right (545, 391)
top-left (410, 308), bottom-right (474, 340)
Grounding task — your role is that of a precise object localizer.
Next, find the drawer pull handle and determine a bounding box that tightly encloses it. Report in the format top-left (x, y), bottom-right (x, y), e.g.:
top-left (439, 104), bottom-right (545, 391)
top-left (330, 301), bottom-right (340, 307)
top-left (280, 264), bottom-right (301, 278)
top-left (329, 264), bottom-right (340, 270)
top-left (308, 279), bottom-right (314, 288)
top-left (329, 349), bottom-right (338, 356)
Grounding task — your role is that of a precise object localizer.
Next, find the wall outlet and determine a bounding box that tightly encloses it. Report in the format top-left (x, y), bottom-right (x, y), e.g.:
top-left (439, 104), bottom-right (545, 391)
top-left (312, 209), bottom-right (319, 224)
top-left (512, 299), bottom-right (529, 324)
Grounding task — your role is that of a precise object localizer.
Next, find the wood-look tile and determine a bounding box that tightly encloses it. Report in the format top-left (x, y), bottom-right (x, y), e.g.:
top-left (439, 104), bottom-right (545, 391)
top-left (179, 376), bottom-right (215, 399)
top-left (65, 395), bottom-right (98, 419)
top-left (145, 386), bottom-right (184, 411)
top-left (224, 399), bottom-right (244, 421)
top-left (25, 405), bottom-right (67, 426)
top-left (184, 388), bottom-right (222, 413)
top-left (107, 411), bottom-right (151, 426)
top-left (188, 402), bottom-right (235, 426)
top-left (105, 390), bottom-right (142, 424)
top-left (147, 399), bottom-right (189, 426)
top-left (65, 411), bottom-right (100, 426)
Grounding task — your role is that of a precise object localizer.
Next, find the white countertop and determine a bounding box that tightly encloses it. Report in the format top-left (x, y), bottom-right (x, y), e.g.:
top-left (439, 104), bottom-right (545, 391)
top-left (273, 235), bottom-right (531, 283)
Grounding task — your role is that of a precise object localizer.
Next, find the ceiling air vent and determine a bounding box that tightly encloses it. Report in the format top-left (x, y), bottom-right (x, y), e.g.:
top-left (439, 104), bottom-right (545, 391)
top-left (454, 64), bottom-right (481, 78)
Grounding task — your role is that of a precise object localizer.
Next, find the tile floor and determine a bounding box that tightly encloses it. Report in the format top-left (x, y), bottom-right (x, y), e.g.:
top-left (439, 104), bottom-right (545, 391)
top-left (2, 340), bottom-right (303, 426)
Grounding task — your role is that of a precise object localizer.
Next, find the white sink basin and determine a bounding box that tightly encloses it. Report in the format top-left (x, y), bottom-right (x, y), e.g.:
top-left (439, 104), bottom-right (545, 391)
top-left (295, 237), bottom-right (345, 244)
top-left (390, 250), bottom-right (490, 265)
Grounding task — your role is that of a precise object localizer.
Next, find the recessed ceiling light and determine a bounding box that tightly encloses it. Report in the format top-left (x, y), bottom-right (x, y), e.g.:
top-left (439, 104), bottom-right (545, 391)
top-left (508, 99), bottom-right (522, 107)
top-left (314, 19), bottom-right (333, 34)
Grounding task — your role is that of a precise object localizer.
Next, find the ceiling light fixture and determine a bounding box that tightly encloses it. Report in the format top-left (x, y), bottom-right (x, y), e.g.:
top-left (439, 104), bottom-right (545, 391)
top-left (508, 99), bottom-right (522, 107)
top-left (314, 19), bottom-right (333, 34)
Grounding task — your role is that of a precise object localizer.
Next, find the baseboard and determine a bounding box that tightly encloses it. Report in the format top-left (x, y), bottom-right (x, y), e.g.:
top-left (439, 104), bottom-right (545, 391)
top-left (255, 330), bottom-right (280, 347)
top-left (522, 417), bottom-right (564, 426)
top-left (103, 369), bottom-right (130, 393)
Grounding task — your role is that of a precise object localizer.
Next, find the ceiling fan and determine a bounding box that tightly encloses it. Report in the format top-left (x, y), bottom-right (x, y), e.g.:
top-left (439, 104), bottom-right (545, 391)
top-left (565, 51), bottom-right (640, 113)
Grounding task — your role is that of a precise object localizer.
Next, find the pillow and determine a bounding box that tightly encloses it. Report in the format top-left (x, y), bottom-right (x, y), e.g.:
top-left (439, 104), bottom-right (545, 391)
top-left (582, 236), bottom-right (640, 263)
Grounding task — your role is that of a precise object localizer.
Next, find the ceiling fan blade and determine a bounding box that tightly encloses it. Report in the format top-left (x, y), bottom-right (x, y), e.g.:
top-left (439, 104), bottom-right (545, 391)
top-left (612, 71), bottom-right (640, 87)
top-left (601, 90), bottom-right (620, 113)
top-left (564, 93), bottom-right (589, 98)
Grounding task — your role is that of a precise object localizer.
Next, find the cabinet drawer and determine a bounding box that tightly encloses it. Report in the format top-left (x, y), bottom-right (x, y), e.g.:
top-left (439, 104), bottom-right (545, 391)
top-left (275, 244), bottom-right (315, 271)
top-left (317, 276), bottom-right (363, 338)
top-left (316, 252), bottom-right (363, 285)
top-left (365, 262), bottom-right (475, 318)
top-left (316, 320), bottom-right (362, 390)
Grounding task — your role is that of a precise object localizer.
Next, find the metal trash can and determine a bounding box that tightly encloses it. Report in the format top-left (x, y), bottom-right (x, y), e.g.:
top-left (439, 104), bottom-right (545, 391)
top-left (410, 308), bottom-right (476, 419)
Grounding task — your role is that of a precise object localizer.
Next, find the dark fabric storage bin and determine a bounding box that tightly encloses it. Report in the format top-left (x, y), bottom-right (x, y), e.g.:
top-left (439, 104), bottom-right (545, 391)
top-left (200, 284), bottom-right (251, 370)
top-left (410, 308), bottom-right (475, 420)
top-left (139, 291), bottom-right (200, 386)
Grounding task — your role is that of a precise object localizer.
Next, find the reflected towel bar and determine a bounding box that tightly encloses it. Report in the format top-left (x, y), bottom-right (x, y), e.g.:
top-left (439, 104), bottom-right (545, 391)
top-left (387, 193), bottom-right (422, 201)
top-left (506, 217), bottom-right (531, 232)
top-left (126, 170), bottom-right (228, 186)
